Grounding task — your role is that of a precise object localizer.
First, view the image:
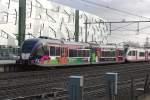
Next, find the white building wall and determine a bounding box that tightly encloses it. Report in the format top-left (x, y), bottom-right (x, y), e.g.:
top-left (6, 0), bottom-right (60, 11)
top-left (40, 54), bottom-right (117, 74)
top-left (0, 0), bottom-right (18, 46)
top-left (0, 0), bottom-right (108, 46)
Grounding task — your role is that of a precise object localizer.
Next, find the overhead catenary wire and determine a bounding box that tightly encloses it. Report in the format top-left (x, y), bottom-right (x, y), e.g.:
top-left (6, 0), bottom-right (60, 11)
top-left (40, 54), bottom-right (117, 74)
top-left (3, 0), bottom-right (149, 40)
top-left (139, 25), bottom-right (150, 31)
top-left (111, 23), bottom-right (135, 31)
top-left (2, 0), bottom-right (150, 22)
top-left (5, 0), bottom-right (150, 20)
top-left (81, 0), bottom-right (150, 20)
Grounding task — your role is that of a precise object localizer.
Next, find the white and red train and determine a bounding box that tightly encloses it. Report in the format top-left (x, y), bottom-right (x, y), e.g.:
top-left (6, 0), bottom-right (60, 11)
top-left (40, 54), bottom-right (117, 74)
top-left (126, 47), bottom-right (150, 62)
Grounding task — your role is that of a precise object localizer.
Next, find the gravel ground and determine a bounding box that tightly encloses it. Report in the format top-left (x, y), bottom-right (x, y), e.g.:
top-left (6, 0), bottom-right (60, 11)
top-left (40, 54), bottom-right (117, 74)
top-left (138, 94), bottom-right (150, 100)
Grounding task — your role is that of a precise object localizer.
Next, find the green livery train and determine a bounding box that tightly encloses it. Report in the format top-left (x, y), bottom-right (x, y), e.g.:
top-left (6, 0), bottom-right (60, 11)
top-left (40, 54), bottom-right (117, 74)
top-left (21, 36), bottom-right (126, 67)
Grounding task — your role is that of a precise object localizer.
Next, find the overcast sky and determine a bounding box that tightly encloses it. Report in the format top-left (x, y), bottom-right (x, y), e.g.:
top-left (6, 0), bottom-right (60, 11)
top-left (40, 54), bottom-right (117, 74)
top-left (52, 0), bottom-right (150, 21)
top-left (51, 0), bottom-right (150, 45)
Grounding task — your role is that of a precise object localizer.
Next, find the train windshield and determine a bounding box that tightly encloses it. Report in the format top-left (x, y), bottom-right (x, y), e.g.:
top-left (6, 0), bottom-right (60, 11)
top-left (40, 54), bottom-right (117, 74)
top-left (22, 40), bottom-right (38, 53)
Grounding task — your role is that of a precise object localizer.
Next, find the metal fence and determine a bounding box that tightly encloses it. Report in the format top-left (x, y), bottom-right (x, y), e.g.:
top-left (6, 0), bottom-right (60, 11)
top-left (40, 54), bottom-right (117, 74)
top-left (0, 46), bottom-right (20, 60)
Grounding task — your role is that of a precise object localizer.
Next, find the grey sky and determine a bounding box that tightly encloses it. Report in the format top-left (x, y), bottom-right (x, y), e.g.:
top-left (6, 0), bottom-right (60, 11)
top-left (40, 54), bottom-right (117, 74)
top-left (52, 0), bottom-right (150, 21)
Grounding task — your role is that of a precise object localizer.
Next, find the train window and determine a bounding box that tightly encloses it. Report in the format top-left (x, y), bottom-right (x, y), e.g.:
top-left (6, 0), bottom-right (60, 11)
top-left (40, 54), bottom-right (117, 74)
top-left (101, 51), bottom-right (105, 57)
top-left (60, 47), bottom-right (63, 54)
top-left (43, 46), bottom-right (49, 55)
top-left (69, 49), bottom-right (73, 57)
top-left (102, 51), bottom-right (106, 57)
top-left (118, 50), bottom-right (124, 56)
top-left (149, 53), bottom-right (150, 56)
top-left (128, 51), bottom-right (131, 56)
top-left (65, 48), bottom-right (68, 56)
top-left (77, 50), bottom-right (82, 57)
top-left (50, 46), bottom-right (55, 56)
top-left (84, 50), bottom-right (90, 57)
top-left (111, 51), bottom-right (115, 57)
top-left (56, 47), bottom-right (60, 56)
top-left (72, 49), bottom-right (77, 57)
top-left (22, 40), bottom-right (37, 53)
top-left (69, 49), bottom-right (77, 57)
top-left (132, 51), bottom-right (136, 56)
top-left (102, 51), bottom-right (115, 57)
top-left (36, 46), bottom-right (44, 56)
top-left (139, 52), bottom-right (144, 57)
top-left (77, 50), bottom-right (90, 57)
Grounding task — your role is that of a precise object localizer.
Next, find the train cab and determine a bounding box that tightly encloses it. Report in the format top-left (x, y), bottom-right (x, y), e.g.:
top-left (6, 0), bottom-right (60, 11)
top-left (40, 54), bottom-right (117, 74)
top-left (21, 38), bottom-right (40, 63)
top-left (126, 47), bottom-right (148, 62)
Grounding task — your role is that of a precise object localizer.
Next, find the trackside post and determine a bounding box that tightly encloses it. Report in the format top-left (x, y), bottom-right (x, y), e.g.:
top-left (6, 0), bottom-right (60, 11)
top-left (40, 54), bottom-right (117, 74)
top-left (106, 72), bottom-right (118, 100)
top-left (68, 76), bottom-right (84, 100)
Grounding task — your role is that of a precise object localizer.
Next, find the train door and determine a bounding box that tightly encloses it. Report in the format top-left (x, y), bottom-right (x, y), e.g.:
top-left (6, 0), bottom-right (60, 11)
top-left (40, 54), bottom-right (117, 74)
top-left (91, 48), bottom-right (96, 63)
top-left (137, 50), bottom-right (145, 61)
top-left (96, 48), bottom-right (101, 62)
top-left (145, 51), bottom-right (148, 61)
top-left (148, 51), bottom-right (150, 60)
top-left (59, 47), bottom-right (68, 64)
top-left (130, 50), bottom-right (137, 61)
top-left (116, 48), bottom-right (122, 63)
top-left (135, 50), bottom-right (137, 61)
top-left (92, 47), bottom-right (101, 63)
top-left (116, 49), bottom-right (124, 63)
top-left (115, 48), bottom-right (119, 62)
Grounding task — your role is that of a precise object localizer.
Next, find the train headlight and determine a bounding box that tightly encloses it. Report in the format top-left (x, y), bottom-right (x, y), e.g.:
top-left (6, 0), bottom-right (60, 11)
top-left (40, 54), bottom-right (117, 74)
top-left (21, 53), bottom-right (30, 60)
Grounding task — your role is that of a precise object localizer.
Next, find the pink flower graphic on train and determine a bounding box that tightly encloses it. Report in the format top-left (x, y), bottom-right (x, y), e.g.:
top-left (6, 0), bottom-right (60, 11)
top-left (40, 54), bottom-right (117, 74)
top-left (41, 55), bottom-right (50, 64)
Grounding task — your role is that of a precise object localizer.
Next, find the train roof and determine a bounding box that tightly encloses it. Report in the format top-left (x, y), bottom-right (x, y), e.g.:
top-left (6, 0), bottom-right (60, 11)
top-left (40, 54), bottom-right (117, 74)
top-left (25, 38), bottom-right (40, 42)
top-left (100, 44), bottom-right (116, 48)
top-left (128, 47), bottom-right (145, 49)
top-left (88, 42), bottom-right (99, 47)
top-left (127, 47), bottom-right (146, 51)
top-left (116, 45), bottom-right (124, 49)
top-left (63, 41), bottom-right (90, 46)
top-left (24, 37), bottom-right (90, 46)
top-left (25, 37), bottom-right (62, 44)
top-left (24, 37), bottom-right (126, 49)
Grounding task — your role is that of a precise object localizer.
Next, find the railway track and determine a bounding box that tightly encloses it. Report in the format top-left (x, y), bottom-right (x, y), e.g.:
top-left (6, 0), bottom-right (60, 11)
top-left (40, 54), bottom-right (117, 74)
top-left (0, 62), bottom-right (150, 100)
top-left (0, 62), bottom-right (148, 88)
